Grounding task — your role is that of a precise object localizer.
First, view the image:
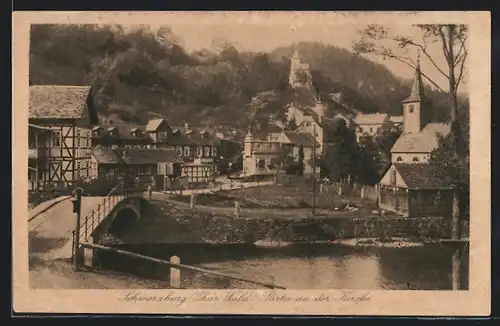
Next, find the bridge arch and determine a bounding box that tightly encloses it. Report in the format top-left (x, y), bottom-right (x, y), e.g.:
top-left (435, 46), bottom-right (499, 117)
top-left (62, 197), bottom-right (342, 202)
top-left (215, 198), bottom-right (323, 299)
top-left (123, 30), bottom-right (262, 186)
top-left (89, 197), bottom-right (142, 241)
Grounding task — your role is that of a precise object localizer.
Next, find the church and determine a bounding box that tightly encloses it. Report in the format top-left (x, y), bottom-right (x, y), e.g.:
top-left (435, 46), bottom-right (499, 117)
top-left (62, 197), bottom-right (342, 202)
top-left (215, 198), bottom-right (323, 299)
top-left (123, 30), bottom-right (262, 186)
top-left (377, 58), bottom-right (454, 217)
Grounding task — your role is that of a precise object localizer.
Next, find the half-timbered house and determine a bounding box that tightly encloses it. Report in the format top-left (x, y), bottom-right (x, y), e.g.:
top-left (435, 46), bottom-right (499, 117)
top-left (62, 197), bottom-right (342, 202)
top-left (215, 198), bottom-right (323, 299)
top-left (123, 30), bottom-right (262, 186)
top-left (29, 85), bottom-right (97, 190)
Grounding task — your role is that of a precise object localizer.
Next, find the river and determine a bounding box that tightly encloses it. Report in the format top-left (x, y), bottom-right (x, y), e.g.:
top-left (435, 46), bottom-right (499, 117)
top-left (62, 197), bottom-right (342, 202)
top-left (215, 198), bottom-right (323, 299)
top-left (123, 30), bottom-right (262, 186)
top-left (97, 242), bottom-right (469, 290)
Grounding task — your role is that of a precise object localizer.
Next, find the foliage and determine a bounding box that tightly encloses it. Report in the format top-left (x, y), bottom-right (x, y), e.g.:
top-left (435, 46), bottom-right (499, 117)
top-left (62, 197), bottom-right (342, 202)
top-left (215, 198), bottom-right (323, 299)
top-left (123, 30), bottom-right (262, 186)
top-left (297, 145), bottom-right (305, 176)
top-left (318, 120), bottom-right (358, 181)
top-left (429, 104), bottom-right (470, 218)
top-left (30, 25), bottom-right (457, 130)
top-left (356, 135), bottom-right (383, 185)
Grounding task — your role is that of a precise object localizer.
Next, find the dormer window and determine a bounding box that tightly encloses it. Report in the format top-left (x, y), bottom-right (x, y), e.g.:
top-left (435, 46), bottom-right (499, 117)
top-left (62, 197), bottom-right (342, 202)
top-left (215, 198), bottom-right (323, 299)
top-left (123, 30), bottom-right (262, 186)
top-left (185, 130), bottom-right (193, 136)
top-left (200, 130), bottom-right (209, 140)
top-left (92, 126), bottom-right (102, 135)
top-left (413, 157), bottom-right (420, 162)
top-left (107, 127), bottom-right (117, 136)
top-left (397, 156), bottom-right (403, 162)
top-left (172, 129), bottom-right (180, 135)
top-left (130, 128), bottom-right (140, 137)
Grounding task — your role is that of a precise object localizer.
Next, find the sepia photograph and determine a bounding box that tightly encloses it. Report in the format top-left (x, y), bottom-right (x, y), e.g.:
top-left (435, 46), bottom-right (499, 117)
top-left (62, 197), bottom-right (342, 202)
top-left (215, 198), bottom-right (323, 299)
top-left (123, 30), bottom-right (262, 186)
top-left (13, 11), bottom-right (490, 315)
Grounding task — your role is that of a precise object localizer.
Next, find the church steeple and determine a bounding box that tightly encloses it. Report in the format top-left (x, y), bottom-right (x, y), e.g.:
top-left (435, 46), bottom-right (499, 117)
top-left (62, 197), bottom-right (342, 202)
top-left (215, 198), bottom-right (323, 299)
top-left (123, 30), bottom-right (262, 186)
top-left (401, 51), bottom-right (432, 133)
top-left (402, 51), bottom-right (426, 104)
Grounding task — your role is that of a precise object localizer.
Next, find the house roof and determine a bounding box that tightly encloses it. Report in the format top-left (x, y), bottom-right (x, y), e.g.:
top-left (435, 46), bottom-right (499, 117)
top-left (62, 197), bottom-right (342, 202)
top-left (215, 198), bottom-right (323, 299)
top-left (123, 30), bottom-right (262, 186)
top-left (92, 123), bottom-right (151, 141)
top-left (29, 85), bottom-right (91, 119)
top-left (168, 126), bottom-right (220, 146)
top-left (91, 147), bottom-right (124, 164)
top-left (393, 163), bottom-right (453, 190)
top-left (353, 113), bottom-right (389, 125)
top-left (283, 131), bottom-right (319, 147)
top-left (389, 115), bottom-right (404, 124)
top-left (391, 122), bottom-right (451, 153)
top-left (116, 148), bottom-right (184, 165)
top-left (145, 118), bottom-right (166, 132)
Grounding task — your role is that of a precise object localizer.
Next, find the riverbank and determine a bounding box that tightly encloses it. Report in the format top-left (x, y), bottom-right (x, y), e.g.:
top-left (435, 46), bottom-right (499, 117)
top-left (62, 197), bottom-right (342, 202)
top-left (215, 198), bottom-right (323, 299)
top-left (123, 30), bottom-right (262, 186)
top-left (108, 200), bottom-right (468, 245)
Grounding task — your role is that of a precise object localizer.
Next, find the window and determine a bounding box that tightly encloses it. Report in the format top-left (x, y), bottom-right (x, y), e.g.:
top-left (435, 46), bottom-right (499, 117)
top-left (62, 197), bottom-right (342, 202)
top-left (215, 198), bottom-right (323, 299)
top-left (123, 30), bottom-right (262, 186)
top-left (397, 156), bottom-right (403, 162)
top-left (212, 147), bottom-right (217, 157)
top-left (52, 131), bottom-right (61, 147)
top-left (183, 146), bottom-right (190, 157)
top-left (433, 191), bottom-right (441, 205)
top-left (409, 104), bottom-right (414, 113)
top-left (369, 127), bottom-right (373, 133)
top-left (358, 127), bottom-right (363, 132)
top-left (176, 147), bottom-right (182, 156)
top-left (197, 146), bottom-right (203, 157)
top-left (390, 169), bottom-right (397, 185)
top-left (257, 159), bottom-right (266, 169)
top-left (204, 146), bottom-right (211, 157)
top-left (413, 157), bottom-right (420, 162)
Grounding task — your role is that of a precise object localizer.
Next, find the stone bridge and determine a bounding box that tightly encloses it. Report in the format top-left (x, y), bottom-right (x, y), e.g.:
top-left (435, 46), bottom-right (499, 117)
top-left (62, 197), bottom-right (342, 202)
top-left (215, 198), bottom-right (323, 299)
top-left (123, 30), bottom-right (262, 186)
top-left (28, 187), bottom-right (146, 268)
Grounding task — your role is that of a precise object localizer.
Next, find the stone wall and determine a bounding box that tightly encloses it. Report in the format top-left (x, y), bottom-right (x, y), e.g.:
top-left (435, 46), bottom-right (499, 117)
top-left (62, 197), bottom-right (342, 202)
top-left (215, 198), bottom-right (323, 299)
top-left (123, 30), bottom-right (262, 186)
top-left (114, 201), bottom-right (470, 245)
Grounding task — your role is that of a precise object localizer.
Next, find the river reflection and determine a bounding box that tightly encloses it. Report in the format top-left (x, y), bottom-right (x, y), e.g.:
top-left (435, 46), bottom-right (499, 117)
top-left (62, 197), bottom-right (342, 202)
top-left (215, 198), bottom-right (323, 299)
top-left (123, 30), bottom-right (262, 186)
top-left (99, 243), bottom-right (469, 290)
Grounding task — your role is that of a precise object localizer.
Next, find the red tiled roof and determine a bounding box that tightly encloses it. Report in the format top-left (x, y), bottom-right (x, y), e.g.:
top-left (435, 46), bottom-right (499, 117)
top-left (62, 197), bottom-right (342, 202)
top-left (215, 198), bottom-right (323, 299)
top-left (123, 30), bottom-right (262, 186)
top-left (29, 85), bottom-right (91, 119)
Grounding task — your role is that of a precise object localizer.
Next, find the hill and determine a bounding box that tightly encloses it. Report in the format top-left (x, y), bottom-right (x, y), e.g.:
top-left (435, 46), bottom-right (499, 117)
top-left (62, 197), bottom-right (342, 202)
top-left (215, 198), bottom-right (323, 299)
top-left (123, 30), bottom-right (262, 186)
top-left (29, 24), bottom-right (457, 130)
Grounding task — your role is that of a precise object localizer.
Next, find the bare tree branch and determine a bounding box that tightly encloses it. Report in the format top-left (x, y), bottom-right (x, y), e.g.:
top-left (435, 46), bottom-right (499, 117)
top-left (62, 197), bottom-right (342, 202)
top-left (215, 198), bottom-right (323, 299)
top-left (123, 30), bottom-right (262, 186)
top-left (438, 28), bottom-right (451, 63)
top-left (454, 52), bottom-right (468, 93)
top-left (383, 51), bottom-right (446, 93)
top-left (454, 35), bottom-right (468, 65)
top-left (395, 38), bottom-right (450, 80)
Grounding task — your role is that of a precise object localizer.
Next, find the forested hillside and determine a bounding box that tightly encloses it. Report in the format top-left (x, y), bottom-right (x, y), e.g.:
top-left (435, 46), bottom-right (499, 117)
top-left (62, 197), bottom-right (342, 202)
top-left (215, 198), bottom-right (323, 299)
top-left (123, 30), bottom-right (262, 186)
top-left (29, 24), bottom-right (455, 129)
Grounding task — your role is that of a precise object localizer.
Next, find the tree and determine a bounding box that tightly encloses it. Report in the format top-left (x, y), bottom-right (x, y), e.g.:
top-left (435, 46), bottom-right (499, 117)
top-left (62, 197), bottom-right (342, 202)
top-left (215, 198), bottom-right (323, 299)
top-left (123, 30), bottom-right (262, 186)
top-left (353, 24), bottom-right (467, 124)
top-left (353, 24), bottom-right (469, 237)
top-left (297, 145), bottom-right (305, 176)
top-left (356, 135), bottom-right (383, 185)
top-left (318, 119), bottom-right (358, 182)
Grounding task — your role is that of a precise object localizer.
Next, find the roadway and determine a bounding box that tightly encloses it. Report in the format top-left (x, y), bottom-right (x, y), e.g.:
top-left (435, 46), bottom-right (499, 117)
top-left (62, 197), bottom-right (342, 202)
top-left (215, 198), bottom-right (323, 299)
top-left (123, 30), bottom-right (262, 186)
top-left (29, 196), bottom-right (112, 262)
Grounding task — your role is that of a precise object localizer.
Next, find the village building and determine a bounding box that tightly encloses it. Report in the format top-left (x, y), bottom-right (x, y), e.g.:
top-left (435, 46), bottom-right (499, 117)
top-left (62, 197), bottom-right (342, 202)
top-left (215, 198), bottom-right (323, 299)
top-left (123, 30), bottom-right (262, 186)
top-left (243, 128), bottom-right (320, 178)
top-left (353, 112), bottom-right (391, 141)
top-left (378, 59), bottom-right (453, 217)
top-left (28, 85), bottom-right (97, 190)
top-left (90, 147), bottom-right (183, 182)
top-left (91, 123), bottom-right (153, 148)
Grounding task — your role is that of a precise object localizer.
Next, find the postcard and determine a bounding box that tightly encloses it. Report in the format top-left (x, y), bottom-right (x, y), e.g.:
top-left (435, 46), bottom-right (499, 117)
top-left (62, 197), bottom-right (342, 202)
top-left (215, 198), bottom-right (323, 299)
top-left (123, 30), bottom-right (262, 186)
top-left (13, 11), bottom-right (491, 316)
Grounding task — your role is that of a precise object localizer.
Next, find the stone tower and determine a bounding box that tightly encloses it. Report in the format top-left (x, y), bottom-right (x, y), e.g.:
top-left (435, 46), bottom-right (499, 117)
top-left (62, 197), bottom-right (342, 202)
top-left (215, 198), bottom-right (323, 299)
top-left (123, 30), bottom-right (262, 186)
top-left (401, 55), bottom-right (432, 133)
top-left (288, 49), bottom-right (313, 89)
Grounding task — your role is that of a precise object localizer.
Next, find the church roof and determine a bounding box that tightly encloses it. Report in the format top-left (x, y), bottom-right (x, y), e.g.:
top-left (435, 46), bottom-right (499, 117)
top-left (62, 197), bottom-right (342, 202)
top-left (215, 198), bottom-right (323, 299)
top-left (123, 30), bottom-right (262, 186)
top-left (391, 122), bottom-right (451, 153)
top-left (392, 163), bottom-right (453, 190)
top-left (402, 60), bottom-right (426, 103)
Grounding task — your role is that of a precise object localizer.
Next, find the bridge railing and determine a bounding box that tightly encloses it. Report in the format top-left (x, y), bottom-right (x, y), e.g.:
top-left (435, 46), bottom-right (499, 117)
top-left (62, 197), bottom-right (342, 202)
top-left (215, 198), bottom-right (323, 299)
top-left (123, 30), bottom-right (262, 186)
top-left (78, 182), bottom-right (145, 242)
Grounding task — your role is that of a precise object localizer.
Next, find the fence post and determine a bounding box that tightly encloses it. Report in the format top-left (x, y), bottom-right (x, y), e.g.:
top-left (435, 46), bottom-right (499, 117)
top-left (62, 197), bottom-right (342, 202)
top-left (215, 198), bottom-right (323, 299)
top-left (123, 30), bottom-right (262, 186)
top-left (190, 193), bottom-right (196, 209)
top-left (97, 204), bottom-right (101, 223)
top-left (91, 210), bottom-right (95, 235)
top-left (84, 214), bottom-right (88, 239)
top-left (234, 201), bottom-right (240, 218)
top-left (360, 186), bottom-right (365, 199)
top-left (170, 256), bottom-right (181, 288)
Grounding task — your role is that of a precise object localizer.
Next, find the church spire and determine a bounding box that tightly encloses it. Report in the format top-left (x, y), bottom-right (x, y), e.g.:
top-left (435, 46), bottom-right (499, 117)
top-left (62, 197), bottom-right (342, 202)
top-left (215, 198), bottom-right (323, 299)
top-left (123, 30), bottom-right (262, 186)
top-left (402, 50), bottom-right (426, 104)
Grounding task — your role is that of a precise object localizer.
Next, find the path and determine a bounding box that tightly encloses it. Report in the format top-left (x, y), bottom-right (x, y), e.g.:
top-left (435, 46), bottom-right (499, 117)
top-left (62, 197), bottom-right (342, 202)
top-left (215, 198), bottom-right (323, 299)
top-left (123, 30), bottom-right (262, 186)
top-left (29, 196), bottom-right (109, 261)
